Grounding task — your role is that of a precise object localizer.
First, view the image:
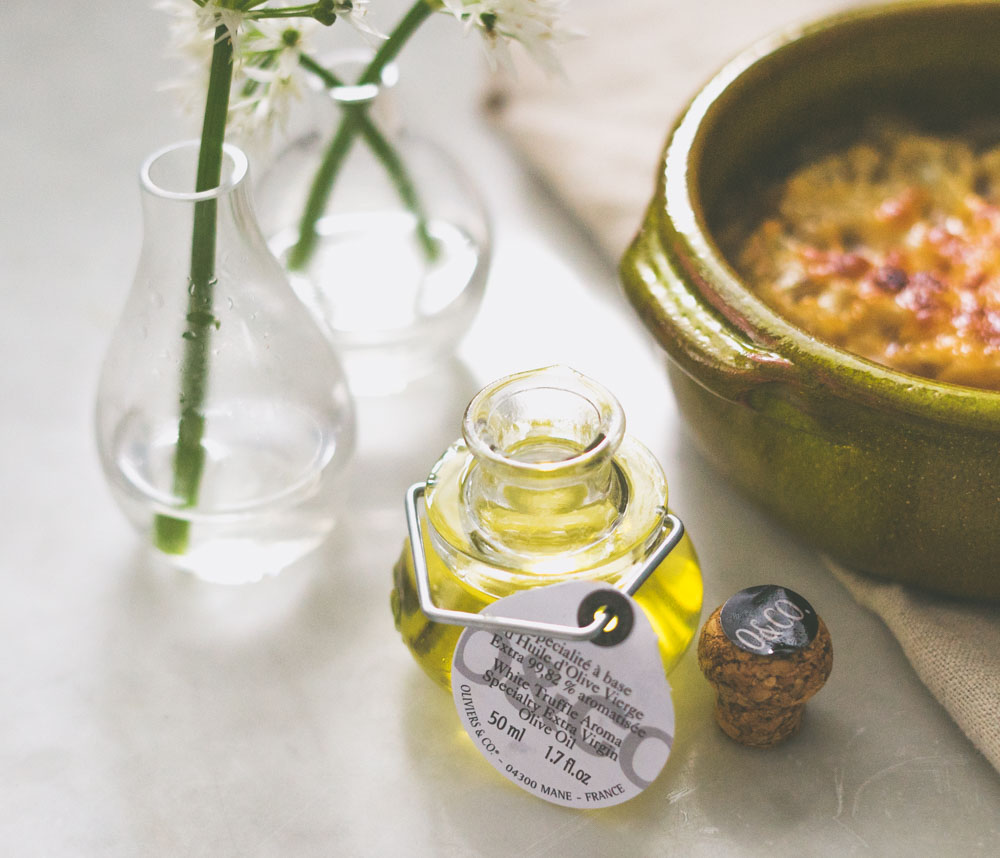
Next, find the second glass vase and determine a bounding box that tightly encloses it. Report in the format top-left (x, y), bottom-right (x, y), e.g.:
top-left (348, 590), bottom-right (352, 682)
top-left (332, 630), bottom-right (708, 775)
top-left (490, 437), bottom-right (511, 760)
top-left (255, 53), bottom-right (492, 394)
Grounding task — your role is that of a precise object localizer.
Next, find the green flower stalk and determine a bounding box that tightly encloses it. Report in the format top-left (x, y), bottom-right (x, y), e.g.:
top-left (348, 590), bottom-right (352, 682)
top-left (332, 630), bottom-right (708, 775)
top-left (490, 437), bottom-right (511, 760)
top-left (154, 24), bottom-right (235, 554)
top-left (287, 0), bottom-right (436, 271)
top-left (294, 36), bottom-right (440, 267)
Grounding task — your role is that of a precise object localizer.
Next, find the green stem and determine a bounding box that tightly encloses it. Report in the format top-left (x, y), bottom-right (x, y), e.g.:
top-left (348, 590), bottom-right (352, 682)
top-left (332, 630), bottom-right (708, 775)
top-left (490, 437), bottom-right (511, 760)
top-left (298, 53), bottom-right (439, 261)
top-left (153, 25), bottom-right (234, 555)
top-left (256, 6), bottom-right (322, 18)
top-left (286, 0), bottom-right (436, 271)
top-left (357, 112), bottom-right (439, 260)
top-left (359, 0), bottom-right (436, 88)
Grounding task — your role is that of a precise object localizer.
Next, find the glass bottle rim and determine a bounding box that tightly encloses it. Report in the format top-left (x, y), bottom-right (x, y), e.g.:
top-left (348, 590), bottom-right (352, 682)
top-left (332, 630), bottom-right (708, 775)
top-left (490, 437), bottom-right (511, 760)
top-left (140, 140), bottom-right (249, 203)
top-left (311, 49), bottom-right (400, 105)
top-left (461, 365), bottom-right (626, 476)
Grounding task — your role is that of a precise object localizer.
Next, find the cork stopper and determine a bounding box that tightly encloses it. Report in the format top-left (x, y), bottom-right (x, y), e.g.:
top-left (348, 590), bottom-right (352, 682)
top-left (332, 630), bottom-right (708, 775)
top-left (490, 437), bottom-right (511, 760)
top-left (697, 586), bottom-right (833, 748)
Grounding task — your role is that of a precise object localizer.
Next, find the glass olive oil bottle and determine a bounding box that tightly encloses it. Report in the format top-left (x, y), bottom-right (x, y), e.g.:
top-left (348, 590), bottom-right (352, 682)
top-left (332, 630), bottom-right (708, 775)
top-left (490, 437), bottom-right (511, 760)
top-left (391, 366), bottom-right (703, 690)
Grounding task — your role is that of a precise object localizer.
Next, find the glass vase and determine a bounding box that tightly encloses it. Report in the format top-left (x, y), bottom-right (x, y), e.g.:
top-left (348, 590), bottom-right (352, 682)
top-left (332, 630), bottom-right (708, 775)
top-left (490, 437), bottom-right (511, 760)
top-left (96, 141), bottom-right (356, 585)
top-left (254, 53), bottom-right (492, 394)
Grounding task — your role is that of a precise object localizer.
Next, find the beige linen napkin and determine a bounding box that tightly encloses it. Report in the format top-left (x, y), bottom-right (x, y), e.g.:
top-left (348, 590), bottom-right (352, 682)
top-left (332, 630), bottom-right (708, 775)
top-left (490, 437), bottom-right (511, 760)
top-left (486, 0), bottom-right (1000, 773)
top-left (828, 562), bottom-right (1000, 773)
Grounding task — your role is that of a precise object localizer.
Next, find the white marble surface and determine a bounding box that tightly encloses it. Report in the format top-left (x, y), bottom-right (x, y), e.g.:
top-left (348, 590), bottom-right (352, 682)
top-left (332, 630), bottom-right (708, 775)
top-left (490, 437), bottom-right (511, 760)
top-left (3, 1), bottom-right (999, 855)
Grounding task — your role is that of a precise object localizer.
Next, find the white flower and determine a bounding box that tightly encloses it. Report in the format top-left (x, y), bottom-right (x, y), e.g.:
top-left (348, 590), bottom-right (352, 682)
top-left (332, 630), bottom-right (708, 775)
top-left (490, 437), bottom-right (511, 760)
top-left (229, 70), bottom-right (304, 138)
top-left (329, 0), bottom-right (383, 41)
top-left (206, 1), bottom-right (251, 46)
top-left (440, 0), bottom-right (577, 74)
top-left (158, 1), bottom-right (217, 116)
top-left (159, 0), bottom-right (250, 46)
top-left (159, 2), bottom-right (325, 137)
top-left (229, 19), bottom-right (315, 137)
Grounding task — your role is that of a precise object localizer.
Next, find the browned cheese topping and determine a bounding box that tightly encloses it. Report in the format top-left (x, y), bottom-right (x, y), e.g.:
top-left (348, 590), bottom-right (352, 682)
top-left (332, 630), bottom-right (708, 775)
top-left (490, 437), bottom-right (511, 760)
top-left (738, 123), bottom-right (1000, 389)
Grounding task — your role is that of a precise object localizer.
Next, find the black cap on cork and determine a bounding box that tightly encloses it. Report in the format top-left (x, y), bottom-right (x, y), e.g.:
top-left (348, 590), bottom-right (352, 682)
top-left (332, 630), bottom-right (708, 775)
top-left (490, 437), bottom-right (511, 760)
top-left (697, 585), bottom-right (833, 748)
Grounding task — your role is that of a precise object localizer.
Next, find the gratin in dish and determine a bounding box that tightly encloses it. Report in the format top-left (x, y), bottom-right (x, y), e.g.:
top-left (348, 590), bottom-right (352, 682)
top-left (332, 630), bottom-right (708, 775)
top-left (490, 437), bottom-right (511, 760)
top-left (736, 122), bottom-right (1000, 390)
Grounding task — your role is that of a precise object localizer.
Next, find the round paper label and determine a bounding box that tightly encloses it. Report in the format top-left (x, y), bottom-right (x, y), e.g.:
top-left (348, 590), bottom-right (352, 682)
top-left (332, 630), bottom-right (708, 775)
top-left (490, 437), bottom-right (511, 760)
top-left (451, 581), bottom-right (674, 809)
top-left (719, 585), bottom-right (819, 656)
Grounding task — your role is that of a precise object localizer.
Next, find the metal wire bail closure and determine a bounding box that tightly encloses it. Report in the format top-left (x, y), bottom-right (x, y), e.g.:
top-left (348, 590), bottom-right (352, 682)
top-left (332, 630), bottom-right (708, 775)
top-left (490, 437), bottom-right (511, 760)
top-left (403, 482), bottom-right (686, 642)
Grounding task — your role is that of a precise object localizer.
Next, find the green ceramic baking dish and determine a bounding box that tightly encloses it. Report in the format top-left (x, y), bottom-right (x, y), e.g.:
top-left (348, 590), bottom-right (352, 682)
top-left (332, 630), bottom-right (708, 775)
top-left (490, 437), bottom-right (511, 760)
top-left (621, 0), bottom-right (1000, 600)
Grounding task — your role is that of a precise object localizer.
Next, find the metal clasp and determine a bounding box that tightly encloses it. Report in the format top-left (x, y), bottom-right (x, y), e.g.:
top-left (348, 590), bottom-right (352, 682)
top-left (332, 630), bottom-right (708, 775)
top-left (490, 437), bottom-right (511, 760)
top-left (404, 482), bottom-right (685, 643)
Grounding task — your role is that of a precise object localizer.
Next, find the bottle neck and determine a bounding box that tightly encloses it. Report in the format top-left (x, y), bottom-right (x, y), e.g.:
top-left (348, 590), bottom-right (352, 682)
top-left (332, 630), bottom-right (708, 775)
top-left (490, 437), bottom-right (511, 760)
top-left (139, 140), bottom-right (255, 243)
top-left (459, 367), bottom-right (627, 554)
top-left (314, 51), bottom-right (400, 136)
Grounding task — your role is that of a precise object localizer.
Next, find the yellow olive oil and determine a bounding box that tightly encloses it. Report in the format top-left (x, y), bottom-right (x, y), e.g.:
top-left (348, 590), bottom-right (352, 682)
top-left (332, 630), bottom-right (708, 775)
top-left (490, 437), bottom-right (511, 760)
top-left (391, 515), bottom-right (703, 690)
top-left (390, 367), bottom-right (704, 691)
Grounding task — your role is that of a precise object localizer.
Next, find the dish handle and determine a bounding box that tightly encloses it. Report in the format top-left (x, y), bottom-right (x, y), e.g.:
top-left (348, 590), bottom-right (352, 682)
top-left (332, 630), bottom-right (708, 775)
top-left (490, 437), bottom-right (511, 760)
top-left (620, 209), bottom-right (794, 402)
